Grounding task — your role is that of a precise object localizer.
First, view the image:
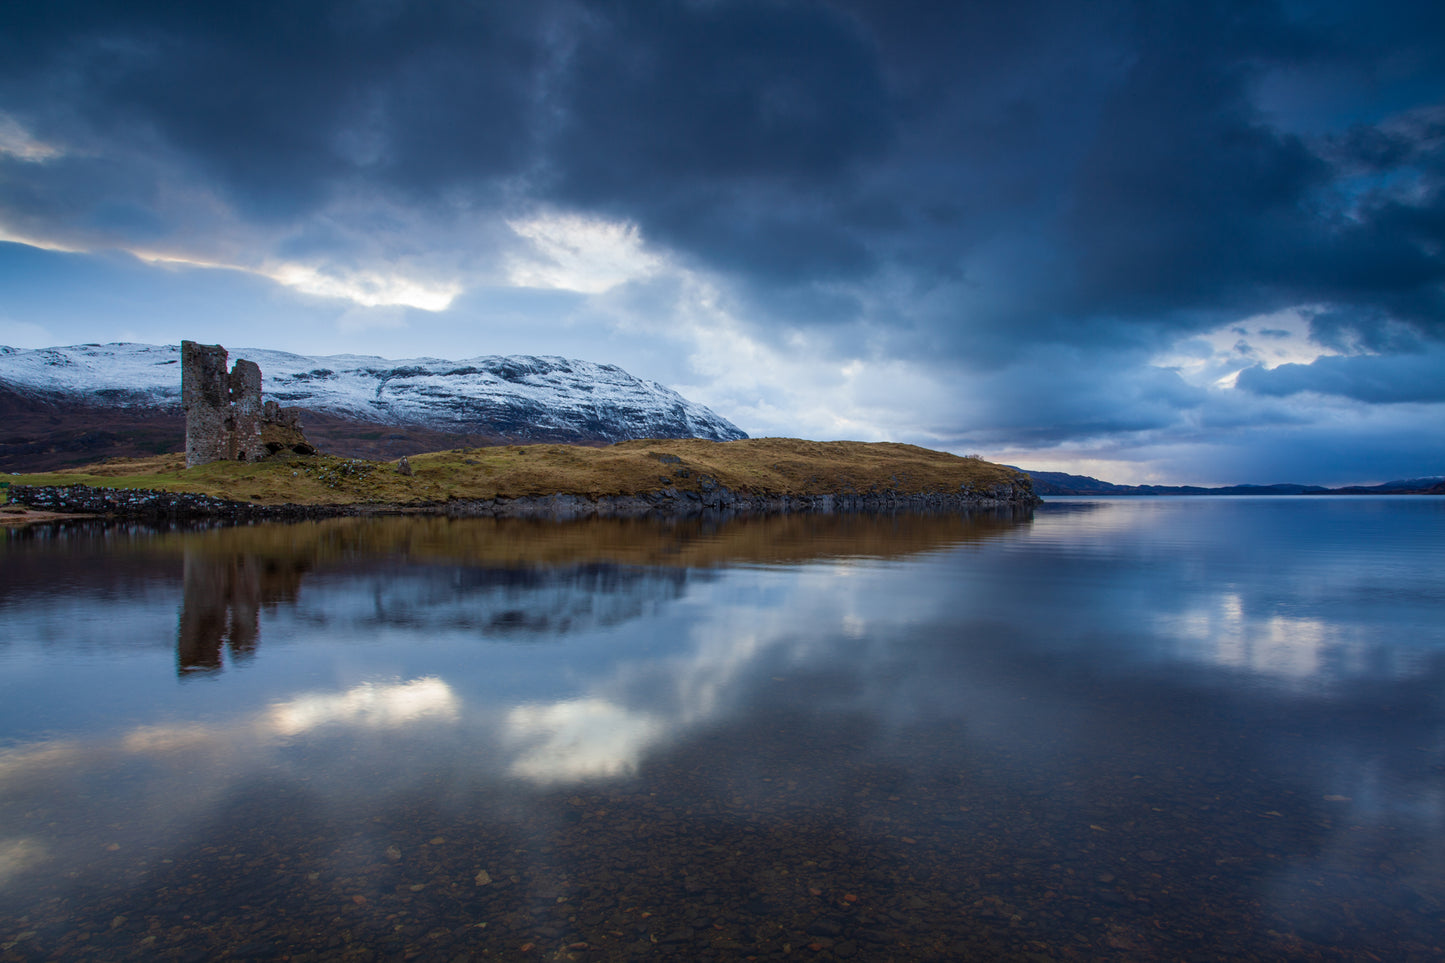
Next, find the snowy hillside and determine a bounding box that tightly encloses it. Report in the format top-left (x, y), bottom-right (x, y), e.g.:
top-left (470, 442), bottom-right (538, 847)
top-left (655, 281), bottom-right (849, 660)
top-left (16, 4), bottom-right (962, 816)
top-left (0, 342), bottom-right (747, 443)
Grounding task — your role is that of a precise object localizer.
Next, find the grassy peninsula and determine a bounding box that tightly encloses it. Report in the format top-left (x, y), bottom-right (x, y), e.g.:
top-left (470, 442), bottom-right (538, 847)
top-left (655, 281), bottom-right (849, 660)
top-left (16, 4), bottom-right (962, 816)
top-left (3, 438), bottom-right (1030, 511)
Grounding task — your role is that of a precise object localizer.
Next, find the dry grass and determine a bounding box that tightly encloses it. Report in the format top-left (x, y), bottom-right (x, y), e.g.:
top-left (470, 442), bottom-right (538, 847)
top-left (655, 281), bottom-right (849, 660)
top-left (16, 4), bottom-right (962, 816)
top-left (5, 438), bottom-right (1027, 507)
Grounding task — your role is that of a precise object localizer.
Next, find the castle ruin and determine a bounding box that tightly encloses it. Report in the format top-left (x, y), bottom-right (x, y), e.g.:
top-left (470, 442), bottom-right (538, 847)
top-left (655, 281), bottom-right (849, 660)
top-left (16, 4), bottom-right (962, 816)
top-left (182, 341), bottom-right (309, 467)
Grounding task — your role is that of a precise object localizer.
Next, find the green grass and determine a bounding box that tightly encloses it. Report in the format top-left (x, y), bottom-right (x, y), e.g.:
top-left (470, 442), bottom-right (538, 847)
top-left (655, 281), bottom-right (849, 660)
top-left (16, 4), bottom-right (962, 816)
top-left (4, 438), bottom-right (1030, 507)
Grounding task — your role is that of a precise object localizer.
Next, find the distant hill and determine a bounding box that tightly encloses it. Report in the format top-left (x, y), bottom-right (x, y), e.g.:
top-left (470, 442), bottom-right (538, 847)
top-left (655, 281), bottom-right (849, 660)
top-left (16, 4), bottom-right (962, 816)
top-left (0, 342), bottom-right (746, 471)
top-left (1330, 477), bottom-right (1445, 495)
top-left (1017, 468), bottom-right (1445, 496)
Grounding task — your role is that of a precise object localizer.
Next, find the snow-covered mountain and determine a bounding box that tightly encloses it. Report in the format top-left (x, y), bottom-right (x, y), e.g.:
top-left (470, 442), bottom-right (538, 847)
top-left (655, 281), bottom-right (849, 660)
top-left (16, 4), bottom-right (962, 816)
top-left (0, 342), bottom-right (747, 443)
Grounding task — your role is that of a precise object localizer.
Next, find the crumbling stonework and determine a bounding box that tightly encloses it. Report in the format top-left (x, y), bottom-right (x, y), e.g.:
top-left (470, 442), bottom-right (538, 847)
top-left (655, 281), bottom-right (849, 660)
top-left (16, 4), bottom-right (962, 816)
top-left (263, 400), bottom-right (302, 430)
top-left (260, 399), bottom-right (313, 455)
top-left (228, 359), bottom-right (265, 462)
top-left (182, 341), bottom-right (232, 467)
top-left (182, 340), bottom-right (312, 466)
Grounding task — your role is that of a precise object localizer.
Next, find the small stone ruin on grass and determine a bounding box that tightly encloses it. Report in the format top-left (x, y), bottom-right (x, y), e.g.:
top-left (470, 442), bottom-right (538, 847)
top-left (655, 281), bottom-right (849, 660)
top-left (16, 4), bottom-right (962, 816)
top-left (182, 340), bottom-right (314, 467)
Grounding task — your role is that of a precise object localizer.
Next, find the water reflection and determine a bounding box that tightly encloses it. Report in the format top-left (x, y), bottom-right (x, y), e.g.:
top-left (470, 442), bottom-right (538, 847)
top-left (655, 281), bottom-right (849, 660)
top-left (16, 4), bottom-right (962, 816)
top-left (2, 500), bottom-right (1444, 961)
top-left (178, 549), bottom-right (306, 673)
top-left (155, 511), bottom-right (1028, 676)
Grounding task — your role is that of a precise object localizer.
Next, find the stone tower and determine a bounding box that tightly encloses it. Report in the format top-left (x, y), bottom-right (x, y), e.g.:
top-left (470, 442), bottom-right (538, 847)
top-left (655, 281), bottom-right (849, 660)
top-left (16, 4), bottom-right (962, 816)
top-left (182, 341), bottom-right (231, 467)
top-left (228, 358), bottom-right (265, 462)
top-left (182, 341), bottom-right (274, 467)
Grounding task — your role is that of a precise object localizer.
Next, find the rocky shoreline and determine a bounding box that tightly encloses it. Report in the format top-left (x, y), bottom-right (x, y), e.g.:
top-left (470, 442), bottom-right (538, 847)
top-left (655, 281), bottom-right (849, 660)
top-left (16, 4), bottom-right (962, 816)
top-left (8, 480), bottom-right (1039, 522)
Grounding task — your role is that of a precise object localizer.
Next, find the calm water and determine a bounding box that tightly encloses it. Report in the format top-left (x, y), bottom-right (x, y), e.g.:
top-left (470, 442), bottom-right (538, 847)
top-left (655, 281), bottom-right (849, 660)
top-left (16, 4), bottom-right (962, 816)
top-left (1, 498), bottom-right (1443, 961)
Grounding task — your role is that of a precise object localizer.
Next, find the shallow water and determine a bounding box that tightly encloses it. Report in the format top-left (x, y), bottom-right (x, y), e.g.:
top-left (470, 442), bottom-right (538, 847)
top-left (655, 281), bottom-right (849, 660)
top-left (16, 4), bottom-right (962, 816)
top-left (1, 499), bottom-right (1443, 961)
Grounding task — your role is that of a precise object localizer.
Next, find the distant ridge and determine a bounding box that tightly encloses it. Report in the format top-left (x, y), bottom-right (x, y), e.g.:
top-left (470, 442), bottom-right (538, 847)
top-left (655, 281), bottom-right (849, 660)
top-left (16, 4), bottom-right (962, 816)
top-left (1017, 468), bottom-right (1445, 496)
top-left (0, 342), bottom-right (746, 471)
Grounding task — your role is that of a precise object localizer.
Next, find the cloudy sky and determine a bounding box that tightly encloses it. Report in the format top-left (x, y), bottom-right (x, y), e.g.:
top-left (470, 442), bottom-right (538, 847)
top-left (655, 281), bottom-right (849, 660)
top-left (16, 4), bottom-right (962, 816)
top-left (1, 1), bottom-right (1442, 484)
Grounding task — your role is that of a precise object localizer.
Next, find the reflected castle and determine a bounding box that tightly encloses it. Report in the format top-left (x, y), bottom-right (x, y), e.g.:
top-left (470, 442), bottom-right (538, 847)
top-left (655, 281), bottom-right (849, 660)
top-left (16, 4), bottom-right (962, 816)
top-left (177, 548), bottom-right (307, 674)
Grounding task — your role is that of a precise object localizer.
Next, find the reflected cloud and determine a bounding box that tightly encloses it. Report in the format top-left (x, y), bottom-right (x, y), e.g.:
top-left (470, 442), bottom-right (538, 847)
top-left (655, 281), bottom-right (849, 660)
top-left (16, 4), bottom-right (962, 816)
top-left (495, 562), bottom-right (917, 787)
top-left (6, 678), bottom-right (463, 784)
top-left (0, 838), bottom-right (49, 886)
top-left (1159, 590), bottom-right (1416, 687)
top-left (0, 676), bottom-right (466, 893)
top-left (269, 677), bottom-right (459, 736)
top-left (1, 499), bottom-right (1443, 960)
top-left (505, 698), bottom-right (663, 783)
top-left (1163, 592), bottom-right (1344, 682)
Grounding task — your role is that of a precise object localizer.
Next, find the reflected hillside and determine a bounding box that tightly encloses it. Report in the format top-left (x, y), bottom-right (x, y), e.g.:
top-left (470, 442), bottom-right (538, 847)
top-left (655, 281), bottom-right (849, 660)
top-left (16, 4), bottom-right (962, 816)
top-left (163, 512), bottom-right (1032, 674)
top-left (2, 511), bottom-right (1035, 677)
top-left (172, 547), bottom-right (694, 676)
top-left (149, 508), bottom-right (1034, 570)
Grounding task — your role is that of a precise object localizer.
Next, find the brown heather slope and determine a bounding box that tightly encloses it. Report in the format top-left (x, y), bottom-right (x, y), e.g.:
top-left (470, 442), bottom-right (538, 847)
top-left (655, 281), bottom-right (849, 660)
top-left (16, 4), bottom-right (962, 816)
top-left (0, 387), bottom-right (522, 472)
top-left (0, 386), bottom-right (185, 471)
top-left (3, 438), bottom-right (1030, 508)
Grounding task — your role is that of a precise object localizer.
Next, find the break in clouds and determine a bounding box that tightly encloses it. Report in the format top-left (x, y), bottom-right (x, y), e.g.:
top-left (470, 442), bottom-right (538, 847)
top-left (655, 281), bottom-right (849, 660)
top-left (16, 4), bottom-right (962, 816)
top-left (1, 0), bottom-right (1443, 483)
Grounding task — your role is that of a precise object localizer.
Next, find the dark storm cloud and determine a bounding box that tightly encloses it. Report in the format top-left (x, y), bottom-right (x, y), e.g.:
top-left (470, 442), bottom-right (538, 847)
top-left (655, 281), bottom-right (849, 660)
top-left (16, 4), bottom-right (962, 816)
top-left (4, 0), bottom-right (1442, 339)
top-left (544, 0), bottom-right (1443, 361)
top-left (544, 0), bottom-right (893, 282)
top-left (1236, 348), bottom-right (1445, 404)
top-left (916, 349), bottom-right (1220, 450)
top-left (2, 0), bottom-right (1444, 477)
top-left (0, 0), bottom-right (561, 217)
top-left (1062, 13), bottom-right (1327, 314)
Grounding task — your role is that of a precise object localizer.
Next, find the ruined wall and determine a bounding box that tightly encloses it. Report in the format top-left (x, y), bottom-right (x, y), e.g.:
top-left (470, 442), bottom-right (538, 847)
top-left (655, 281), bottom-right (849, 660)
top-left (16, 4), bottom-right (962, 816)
top-left (183, 341), bottom-right (302, 466)
top-left (182, 340), bottom-right (231, 468)
top-left (263, 400), bottom-right (304, 431)
top-left (229, 359), bottom-right (265, 461)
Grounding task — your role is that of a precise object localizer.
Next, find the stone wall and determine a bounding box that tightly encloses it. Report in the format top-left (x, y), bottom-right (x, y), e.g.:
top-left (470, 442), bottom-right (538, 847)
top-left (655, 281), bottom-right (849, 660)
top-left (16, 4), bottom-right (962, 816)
top-left (182, 341), bottom-right (303, 466)
top-left (228, 358), bottom-right (265, 462)
top-left (439, 480), bottom-right (1041, 519)
top-left (9, 480), bottom-right (1039, 522)
top-left (181, 341), bottom-right (231, 467)
top-left (8, 484), bottom-right (351, 521)
top-left (263, 400), bottom-right (304, 430)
